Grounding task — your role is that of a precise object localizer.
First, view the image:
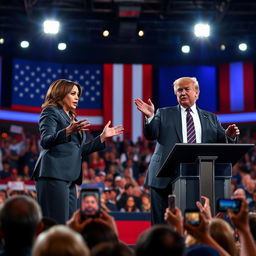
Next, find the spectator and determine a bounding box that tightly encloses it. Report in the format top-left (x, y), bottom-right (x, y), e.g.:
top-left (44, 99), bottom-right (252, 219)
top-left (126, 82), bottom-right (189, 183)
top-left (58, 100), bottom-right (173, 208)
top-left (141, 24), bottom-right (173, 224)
top-left (32, 225), bottom-right (89, 256)
top-left (141, 193), bottom-right (151, 212)
top-left (91, 242), bottom-right (134, 256)
top-left (120, 196), bottom-right (140, 212)
top-left (0, 195), bottom-right (43, 256)
top-left (135, 225), bottom-right (185, 256)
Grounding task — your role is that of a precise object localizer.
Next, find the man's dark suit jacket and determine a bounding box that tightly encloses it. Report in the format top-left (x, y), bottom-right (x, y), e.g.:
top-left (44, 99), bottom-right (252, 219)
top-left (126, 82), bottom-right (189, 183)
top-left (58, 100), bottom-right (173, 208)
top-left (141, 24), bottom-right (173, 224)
top-left (144, 105), bottom-right (231, 189)
top-left (32, 105), bottom-right (105, 184)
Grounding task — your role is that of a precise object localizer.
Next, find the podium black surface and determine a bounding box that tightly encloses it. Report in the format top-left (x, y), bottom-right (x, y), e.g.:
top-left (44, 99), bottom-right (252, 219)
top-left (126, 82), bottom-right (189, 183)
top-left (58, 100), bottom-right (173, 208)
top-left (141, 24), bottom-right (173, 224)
top-left (157, 143), bottom-right (254, 214)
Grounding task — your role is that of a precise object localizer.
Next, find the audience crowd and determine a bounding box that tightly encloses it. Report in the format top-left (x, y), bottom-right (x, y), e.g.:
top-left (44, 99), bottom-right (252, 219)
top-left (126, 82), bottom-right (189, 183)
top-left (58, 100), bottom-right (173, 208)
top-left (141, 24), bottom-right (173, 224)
top-left (0, 128), bottom-right (256, 255)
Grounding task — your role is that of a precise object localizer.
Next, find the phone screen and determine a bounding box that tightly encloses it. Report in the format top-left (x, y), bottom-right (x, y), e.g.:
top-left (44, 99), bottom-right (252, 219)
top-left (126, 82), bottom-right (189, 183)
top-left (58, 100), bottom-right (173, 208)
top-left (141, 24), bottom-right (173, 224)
top-left (168, 194), bottom-right (176, 213)
top-left (184, 210), bottom-right (200, 226)
top-left (217, 199), bottom-right (241, 213)
top-left (80, 188), bottom-right (100, 220)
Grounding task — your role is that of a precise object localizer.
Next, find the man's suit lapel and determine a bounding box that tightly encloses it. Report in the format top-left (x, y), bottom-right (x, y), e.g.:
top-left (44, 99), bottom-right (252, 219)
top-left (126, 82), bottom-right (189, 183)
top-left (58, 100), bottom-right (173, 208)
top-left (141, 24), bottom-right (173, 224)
top-left (174, 105), bottom-right (183, 142)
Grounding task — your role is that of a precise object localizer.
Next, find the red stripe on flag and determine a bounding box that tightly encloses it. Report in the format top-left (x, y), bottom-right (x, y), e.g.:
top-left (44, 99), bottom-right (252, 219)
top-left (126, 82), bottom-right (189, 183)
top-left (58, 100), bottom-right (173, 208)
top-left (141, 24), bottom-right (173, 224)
top-left (142, 65), bottom-right (153, 138)
top-left (76, 109), bottom-right (102, 116)
top-left (219, 64), bottom-right (230, 112)
top-left (243, 62), bottom-right (255, 112)
top-left (123, 65), bottom-right (132, 140)
top-left (11, 105), bottom-right (42, 113)
top-left (103, 64), bottom-right (113, 125)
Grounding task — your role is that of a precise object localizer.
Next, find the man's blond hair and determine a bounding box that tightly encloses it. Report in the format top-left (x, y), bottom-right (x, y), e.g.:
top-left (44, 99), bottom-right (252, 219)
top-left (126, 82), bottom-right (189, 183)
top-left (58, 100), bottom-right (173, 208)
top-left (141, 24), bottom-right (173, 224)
top-left (173, 77), bottom-right (199, 94)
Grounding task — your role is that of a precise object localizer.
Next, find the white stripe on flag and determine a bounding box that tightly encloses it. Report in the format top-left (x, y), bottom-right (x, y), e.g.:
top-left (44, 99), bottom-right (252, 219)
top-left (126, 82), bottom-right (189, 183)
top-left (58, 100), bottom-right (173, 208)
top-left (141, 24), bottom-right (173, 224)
top-left (113, 64), bottom-right (124, 140)
top-left (132, 64), bottom-right (143, 142)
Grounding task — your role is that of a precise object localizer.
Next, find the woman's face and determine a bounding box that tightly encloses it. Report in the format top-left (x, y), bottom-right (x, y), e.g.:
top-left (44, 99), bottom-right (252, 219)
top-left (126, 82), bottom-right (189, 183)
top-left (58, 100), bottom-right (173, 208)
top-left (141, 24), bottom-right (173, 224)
top-left (62, 85), bottom-right (79, 112)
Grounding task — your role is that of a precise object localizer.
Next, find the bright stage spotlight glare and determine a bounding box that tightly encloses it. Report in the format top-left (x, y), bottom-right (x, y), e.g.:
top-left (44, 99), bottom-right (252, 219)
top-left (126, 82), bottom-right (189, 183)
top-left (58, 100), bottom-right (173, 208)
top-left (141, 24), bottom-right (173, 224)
top-left (58, 43), bottom-right (66, 51)
top-left (238, 43), bottom-right (247, 51)
top-left (181, 45), bottom-right (190, 53)
top-left (220, 44), bottom-right (226, 51)
top-left (43, 20), bottom-right (60, 34)
top-left (138, 30), bottom-right (144, 37)
top-left (20, 40), bottom-right (29, 48)
top-left (102, 30), bottom-right (110, 37)
top-left (0, 38), bottom-right (4, 44)
top-left (194, 23), bottom-right (210, 37)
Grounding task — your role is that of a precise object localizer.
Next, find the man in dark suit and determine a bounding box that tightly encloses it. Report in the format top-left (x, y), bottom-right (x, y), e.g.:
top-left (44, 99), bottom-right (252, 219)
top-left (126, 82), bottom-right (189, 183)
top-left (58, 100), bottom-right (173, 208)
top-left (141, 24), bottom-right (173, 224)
top-left (134, 77), bottom-right (240, 224)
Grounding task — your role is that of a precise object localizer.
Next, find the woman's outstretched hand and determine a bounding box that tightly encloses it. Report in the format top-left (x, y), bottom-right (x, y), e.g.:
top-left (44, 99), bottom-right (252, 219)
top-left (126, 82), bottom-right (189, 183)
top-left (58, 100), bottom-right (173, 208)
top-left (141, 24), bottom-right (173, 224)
top-left (100, 121), bottom-right (124, 143)
top-left (66, 115), bottom-right (91, 136)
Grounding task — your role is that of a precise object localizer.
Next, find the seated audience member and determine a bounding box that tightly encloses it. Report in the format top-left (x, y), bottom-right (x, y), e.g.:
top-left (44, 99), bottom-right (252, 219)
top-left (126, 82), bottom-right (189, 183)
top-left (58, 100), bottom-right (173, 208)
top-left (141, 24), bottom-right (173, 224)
top-left (141, 193), bottom-right (151, 212)
top-left (0, 195), bottom-right (43, 256)
top-left (120, 196), bottom-right (140, 212)
top-left (117, 183), bottom-right (140, 210)
top-left (67, 209), bottom-right (119, 249)
top-left (91, 242), bottom-right (134, 256)
top-left (135, 225), bottom-right (185, 256)
top-left (32, 225), bottom-right (89, 256)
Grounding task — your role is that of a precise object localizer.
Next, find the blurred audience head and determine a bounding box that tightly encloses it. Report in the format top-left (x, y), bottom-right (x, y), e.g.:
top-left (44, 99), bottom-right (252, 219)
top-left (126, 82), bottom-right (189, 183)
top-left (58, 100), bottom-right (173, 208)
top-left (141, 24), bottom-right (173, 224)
top-left (209, 218), bottom-right (237, 256)
top-left (0, 195), bottom-right (42, 247)
top-left (32, 225), bottom-right (89, 256)
top-left (135, 225), bottom-right (184, 256)
top-left (91, 242), bottom-right (134, 256)
top-left (81, 220), bottom-right (118, 249)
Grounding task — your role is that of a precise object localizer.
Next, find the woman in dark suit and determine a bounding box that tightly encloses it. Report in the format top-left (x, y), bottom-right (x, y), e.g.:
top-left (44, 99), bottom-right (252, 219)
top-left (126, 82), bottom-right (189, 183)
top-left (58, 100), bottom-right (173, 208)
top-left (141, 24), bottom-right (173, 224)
top-left (32, 79), bottom-right (123, 224)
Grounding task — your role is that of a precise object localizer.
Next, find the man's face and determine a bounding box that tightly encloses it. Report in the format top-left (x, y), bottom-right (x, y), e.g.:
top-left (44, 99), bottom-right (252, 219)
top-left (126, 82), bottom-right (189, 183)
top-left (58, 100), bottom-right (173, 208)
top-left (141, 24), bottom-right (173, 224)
top-left (82, 195), bottom-right (99, 215)
top-left (175, 82), bottom-right (199, 108)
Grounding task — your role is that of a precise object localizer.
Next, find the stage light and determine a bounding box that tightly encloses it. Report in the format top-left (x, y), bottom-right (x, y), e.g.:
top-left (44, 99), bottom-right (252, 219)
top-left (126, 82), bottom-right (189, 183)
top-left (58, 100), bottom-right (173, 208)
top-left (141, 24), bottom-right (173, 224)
top-left (103, 30), bottom-right (110, 37)
top-left (58, 43), bottom-right (66, 51)
top-left (20, 41), bottom-right (29, 48)
top-left (220, 44), bottom-right (226, 51)
top-left (181, 45), bottom-right (190, 53)
top-left (238, 43), bottom-right (247, 51)
top-left (43, 20), bottom-right (60, 34)
top-left (138, 30), bottom-right (144, 37)
top-left (194, 23), bottom-right (210, 37)
top-left (0, 38), bottom-right (4, 44)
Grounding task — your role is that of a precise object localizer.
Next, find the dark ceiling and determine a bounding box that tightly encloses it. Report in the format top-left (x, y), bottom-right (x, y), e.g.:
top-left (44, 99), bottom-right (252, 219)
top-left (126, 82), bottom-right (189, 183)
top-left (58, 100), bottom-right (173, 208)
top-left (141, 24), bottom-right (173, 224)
top-left (0, 0), bottom-right (255, 63)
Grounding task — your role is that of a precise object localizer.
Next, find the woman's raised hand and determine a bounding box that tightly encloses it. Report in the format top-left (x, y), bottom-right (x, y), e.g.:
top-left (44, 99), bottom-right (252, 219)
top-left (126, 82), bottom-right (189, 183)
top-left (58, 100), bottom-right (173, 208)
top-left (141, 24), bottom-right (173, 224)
top-left (66, 115), bottom-right (91, 136)
top-left (100, 121), bottom-right (124, 143)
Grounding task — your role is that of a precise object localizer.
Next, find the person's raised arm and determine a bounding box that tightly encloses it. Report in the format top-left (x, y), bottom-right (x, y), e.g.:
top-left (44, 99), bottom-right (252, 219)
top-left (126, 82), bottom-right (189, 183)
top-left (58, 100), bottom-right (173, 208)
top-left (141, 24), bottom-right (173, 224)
top-left (228, 197), bottom-right (256, 256)
top-left (184, 213), bottom-right (230, 256)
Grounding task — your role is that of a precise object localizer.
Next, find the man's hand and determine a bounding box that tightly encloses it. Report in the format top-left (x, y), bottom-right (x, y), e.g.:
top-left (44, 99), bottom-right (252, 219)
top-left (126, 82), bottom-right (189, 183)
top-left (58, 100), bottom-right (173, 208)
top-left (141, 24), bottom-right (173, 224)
top-left (225, 124), bottom-right (240, 139)
top-left (134, 98), bottom-right (155, 118)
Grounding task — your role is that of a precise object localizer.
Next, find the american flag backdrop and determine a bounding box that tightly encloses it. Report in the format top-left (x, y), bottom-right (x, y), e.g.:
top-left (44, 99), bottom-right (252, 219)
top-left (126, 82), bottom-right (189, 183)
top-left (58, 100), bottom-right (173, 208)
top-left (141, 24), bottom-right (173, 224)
top-left (11, 58), bottom-right (152, 141)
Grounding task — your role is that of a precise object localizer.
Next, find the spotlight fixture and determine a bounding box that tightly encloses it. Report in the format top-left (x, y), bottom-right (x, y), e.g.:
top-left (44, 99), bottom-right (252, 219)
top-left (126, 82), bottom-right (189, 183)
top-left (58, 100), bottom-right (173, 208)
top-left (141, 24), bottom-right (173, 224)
top-left (102, 30), bottom-right (110, 37)
top-left (58, 43), bottom-right (66, 51)
top-left (20, 41), bottom-right (29, 48)
top-left (220, 44), bottom-right (226, 51)
top-left (43, 20), bottom-right (60, 34)
top-left (194, 23), bottom-right (210, 38)
top-left (238, 43), bottom-right (247, 51)
top-left (0, 38), bottom-right (4, 44)
top-left (181, 45), bottom-right (190, 53)
top-left (138, 30), bottom-right (144, 37)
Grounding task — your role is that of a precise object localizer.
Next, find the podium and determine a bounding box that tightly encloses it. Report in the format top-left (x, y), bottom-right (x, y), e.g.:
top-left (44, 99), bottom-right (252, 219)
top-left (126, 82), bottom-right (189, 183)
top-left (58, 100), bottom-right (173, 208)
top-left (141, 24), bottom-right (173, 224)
top-left (156, 143), bottom-right (254, 215)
